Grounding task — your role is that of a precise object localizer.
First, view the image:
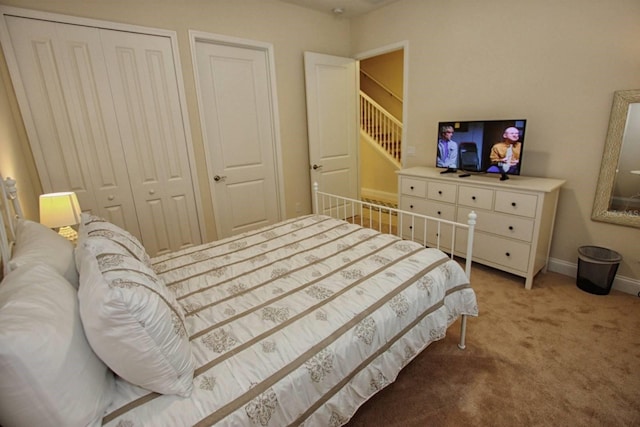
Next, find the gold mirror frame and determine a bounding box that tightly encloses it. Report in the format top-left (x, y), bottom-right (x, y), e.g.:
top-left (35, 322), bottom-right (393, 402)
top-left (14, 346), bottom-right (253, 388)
top-left (592, 89), bottom-right (640, 228)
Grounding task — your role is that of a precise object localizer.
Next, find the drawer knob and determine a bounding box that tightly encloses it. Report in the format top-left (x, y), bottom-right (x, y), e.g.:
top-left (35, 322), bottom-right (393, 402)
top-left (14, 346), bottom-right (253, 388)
top-left (410, 186), bottom-right (414, 190)
top-left (437, 210), bottom-right (441, 215)
top-left (472, 196), bottom-right (476, 200)
top-left (512, 202), bottom-right (517, 207)
top-left (409, 225), bottom-right (413, 230)
top-left (505, 252), bottom-right (511, 257)
top-left (438, 190), bottom-right (442, 195)
top-left (410, 204), bottom-right (414, 209)
top-left (508, 226), bottom-right (514, 230)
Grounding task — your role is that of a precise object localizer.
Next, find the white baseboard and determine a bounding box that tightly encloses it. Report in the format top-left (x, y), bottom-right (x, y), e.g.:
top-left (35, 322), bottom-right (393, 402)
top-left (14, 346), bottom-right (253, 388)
top-left (548, 257), bottom-right (640, 296)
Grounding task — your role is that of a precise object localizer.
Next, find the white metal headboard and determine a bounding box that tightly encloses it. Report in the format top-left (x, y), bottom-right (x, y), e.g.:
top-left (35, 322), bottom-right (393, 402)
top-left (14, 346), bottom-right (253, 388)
top-left (1, 175), bottom-right (23, 278)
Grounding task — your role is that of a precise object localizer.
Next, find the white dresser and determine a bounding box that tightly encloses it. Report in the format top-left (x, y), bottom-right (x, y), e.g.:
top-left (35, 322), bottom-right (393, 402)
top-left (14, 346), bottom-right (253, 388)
top-left (397, 167), bottom-right (565, 289)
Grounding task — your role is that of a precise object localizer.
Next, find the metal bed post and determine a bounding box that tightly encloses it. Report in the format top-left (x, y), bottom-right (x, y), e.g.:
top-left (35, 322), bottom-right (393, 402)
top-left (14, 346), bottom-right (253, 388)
top-left (458, 210), bottom-right (477, 350)
top-left (463, 210), bottom-right (476, 280)
top-left (1, 176), bottom-right (23, 277)
top-left (313, 182), bottom-right (319, 215)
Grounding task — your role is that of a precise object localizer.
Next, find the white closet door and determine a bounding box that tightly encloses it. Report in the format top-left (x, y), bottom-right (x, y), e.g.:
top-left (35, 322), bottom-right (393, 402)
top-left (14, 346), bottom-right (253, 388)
top-left (194, 39), bottom-right (281, 238)
top-left (4, 17), bottom-right (141, 235)
top-left (101, 31), bottom-right (201, 255)
top-left (1, 12), bottom-right (202, 256)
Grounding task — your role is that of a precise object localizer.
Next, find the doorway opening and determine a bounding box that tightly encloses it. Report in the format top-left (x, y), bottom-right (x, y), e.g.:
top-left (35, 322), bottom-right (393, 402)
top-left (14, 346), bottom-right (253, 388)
top-left (356, 44), bottom-right (406, 209)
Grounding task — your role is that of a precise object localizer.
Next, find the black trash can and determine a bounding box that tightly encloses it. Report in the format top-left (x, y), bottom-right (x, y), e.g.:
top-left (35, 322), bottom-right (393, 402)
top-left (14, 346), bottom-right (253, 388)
top-left (576, 246), bottom-right (622, 295)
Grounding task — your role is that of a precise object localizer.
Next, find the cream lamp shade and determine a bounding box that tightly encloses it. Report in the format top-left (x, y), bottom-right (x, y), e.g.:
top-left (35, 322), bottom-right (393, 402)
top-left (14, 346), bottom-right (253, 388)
top-left (39, 192), bottom-right (82, 242)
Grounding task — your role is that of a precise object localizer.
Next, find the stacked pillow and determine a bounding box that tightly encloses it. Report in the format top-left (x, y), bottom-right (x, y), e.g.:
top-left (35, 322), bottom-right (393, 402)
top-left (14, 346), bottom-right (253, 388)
top-left (8, 219), bottom-right (79, 287)
top-left (0, 263), bottom-right (114, 427)
top-left (76, 214), bottom-right (195, 397)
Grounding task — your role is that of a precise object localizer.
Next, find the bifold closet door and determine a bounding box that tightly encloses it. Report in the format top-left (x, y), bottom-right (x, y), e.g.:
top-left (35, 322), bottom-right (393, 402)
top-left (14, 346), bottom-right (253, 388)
top-left (4, 17), bottom-right (141, 238)
top-left (101, 30), bottom-right (201, 255)
top-left (2, 14), bottom-right (202, 256)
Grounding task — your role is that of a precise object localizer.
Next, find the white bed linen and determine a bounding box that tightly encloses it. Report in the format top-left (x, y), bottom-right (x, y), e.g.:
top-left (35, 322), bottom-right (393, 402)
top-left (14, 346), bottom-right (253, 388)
top-left (102, 215), bottom-right (478, 426)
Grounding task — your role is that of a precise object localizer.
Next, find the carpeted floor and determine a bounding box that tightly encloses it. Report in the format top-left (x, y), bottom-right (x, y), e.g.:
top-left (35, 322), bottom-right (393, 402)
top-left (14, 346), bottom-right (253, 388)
top-left (346, 263), bottom-right (640, 426)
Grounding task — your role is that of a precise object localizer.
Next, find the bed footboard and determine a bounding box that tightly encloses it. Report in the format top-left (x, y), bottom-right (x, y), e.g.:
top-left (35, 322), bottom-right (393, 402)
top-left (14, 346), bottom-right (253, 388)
top-left (312, 183), bottom-right (476, 277)
top-left (312, 183), bottom-right (476, 351)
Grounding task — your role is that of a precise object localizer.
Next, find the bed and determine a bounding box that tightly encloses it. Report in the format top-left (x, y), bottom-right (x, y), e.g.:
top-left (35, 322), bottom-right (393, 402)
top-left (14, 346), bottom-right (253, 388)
top-left (0, 176), bottom-right (478, 427)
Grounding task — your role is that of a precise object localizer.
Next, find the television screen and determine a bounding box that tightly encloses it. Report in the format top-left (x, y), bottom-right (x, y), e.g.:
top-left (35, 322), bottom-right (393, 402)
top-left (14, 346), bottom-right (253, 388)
top-left (436, 119), bottom-right (527, 178)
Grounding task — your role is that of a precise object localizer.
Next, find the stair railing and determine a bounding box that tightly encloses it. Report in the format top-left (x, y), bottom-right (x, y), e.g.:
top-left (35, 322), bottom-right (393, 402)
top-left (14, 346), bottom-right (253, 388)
top-left (360, 91), bottom-right (402, 164)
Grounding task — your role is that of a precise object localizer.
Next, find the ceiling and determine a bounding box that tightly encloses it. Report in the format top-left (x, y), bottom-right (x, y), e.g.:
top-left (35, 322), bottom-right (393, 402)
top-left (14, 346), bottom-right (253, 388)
top-left (277, 0), bottom-right (400, 19)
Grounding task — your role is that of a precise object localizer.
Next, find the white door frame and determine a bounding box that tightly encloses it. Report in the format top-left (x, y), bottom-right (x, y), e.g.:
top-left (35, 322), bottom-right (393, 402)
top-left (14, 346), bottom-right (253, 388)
top-left (355, 41), bottom-right (410, 169)
top-left (0, 5), bottom-right (207, 243)
top-left (189, 30), bottom-right (286, 238)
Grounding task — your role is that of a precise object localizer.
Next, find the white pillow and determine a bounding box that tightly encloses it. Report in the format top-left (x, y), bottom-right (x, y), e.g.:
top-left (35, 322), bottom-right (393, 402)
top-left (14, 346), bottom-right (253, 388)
top-left (76, 240), bottom-right (194, 396)
top-left (9, 219), bottom-right (79, 288)
top-left (0, 263), bottom-right (114, 427)
top-left (78, 213), bottom-right (151, 266)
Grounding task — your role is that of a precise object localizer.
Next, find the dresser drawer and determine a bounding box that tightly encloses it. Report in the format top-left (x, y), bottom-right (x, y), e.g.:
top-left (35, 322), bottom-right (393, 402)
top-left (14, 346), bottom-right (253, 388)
top-left (400, 216), bottom-right (426, 245)
top-left (494, 191), bottom-right (538, 218)
top-left (458, 185), bottom-right (494, 210)
top-left (402, 221), bottom-right (453, 251)
top-left (458, 207), bottom-right (534, 242)
top-left (400, 178), bottom-right (427, 198)
top-left (400, 203), bottom-right (454, 250)
top-left (425, 201), bottom-right (456, 221)
top-left (399, 196), bottom-right (429, 213)
top-left (427, 182), bottom-right (457, 203)
top-left (458, 232), bottom-right (530, 272)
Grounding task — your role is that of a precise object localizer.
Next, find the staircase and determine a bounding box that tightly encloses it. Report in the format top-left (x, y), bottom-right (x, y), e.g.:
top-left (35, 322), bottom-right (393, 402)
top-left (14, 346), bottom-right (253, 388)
top-left (360, 91), bottom-right (402, 167)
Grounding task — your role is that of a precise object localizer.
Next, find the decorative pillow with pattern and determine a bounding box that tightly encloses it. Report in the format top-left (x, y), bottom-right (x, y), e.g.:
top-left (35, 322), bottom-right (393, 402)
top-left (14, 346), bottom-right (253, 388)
top-left (76, 239), bottom-right (194, 397)
top-left (78, 213), bottom-right (151, 266)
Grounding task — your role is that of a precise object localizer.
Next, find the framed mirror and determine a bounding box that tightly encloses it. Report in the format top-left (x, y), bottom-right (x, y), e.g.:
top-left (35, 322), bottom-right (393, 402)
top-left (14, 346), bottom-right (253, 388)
top-left (592, 89), bottom-right (640, 228)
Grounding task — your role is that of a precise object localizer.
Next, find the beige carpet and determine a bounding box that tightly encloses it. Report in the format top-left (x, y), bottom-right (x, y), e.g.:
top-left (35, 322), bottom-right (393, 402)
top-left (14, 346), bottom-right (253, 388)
top-left (346, 263), bottom-right (640, 426)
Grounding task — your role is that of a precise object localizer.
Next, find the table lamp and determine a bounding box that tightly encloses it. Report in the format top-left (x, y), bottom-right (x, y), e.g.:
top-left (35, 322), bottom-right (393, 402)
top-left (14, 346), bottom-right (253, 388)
top-left (39, 192), bottom-right (82, 242)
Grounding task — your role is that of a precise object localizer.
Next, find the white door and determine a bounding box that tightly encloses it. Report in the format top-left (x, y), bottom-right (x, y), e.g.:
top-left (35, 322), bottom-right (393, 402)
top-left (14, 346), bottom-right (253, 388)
top-left (3, 16), bottom-right (141, 236)
top-left (102, 30), bottom-right (202, 255)
top-left (192, 34), bottom-right (283, 238)
top-left (0, 10), bottom-right (203, 256)
top-left (304, 52), bottom-right (359, 215)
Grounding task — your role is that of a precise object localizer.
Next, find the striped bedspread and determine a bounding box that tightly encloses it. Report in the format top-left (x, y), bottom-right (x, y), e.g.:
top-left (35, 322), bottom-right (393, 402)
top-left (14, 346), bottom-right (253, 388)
top-left (102, 215), bottom-right (478, 426)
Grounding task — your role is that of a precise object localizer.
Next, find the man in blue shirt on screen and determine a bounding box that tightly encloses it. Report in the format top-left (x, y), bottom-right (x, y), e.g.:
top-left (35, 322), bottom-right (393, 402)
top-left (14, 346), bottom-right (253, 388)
top-left (437, 125), bottom-right (458, 169)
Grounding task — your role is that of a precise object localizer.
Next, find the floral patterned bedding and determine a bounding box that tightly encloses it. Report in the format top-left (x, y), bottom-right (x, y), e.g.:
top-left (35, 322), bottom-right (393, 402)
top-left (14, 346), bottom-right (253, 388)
top-left (101, 214), bottom-right (478, 426)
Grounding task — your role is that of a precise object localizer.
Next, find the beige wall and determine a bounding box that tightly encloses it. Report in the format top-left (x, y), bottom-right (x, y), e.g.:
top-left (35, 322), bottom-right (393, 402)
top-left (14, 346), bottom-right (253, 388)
top-left (351, 0), bottom-right (640, 280)
top-left (360, 49), bottom-right (404, 120)
top-left (0, 0), bottom-right (350, 238)
top-left (0, 0), bottom-right (638, 280)
top-left (0, 47), bottom-right (39, 219)
top-left (359, 136), bottom-right (398, 201)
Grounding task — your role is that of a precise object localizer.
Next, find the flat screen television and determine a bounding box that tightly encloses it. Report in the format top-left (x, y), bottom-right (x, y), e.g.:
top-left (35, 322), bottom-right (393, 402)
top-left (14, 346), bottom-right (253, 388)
top-left (436, 119), bottom-right (527, 180)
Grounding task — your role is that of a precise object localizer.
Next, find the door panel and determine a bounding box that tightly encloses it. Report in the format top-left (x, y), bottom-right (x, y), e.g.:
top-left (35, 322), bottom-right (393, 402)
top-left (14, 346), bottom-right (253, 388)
top-left (4, 17), bottom-right (141, 236)
top-left (194, 39), bottom-right (281, 238)
top-left (101, 30), bottom-right (202, 255)
top-left (304, 52), bottom-right (358, 215)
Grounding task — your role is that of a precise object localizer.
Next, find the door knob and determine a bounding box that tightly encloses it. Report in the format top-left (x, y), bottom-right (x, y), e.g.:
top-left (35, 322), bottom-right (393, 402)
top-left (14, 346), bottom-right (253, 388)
top-left (312, 164), bottom-right (323, 170)
top-left (213, 175), bottom-right (227, 182)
